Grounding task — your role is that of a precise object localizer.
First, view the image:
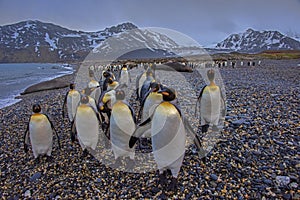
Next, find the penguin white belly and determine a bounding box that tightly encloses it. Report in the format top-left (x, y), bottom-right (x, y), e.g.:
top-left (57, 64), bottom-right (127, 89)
top-left (90, 87), bottom-right (101, 102)
top-left (200, 87), bottom-right (221, 125)
top-left (110, 102), bottom-right (135, 159)
top-left (75, 106), bottom-right (99, 150)
top-left (87, 96), bottom-right (98, 112)
top-left (88, 80), bottom-right (99, 88)
top-left (67, 91), bottom-right (80, 122)
top-left (29, 115), bottom-right (53, 158)
top-left (151, 104), bottom-right (186, 174)
top-left (119, 71), bottom-right (129, 86)
top-left (141, 94), bottom-right (162, 138)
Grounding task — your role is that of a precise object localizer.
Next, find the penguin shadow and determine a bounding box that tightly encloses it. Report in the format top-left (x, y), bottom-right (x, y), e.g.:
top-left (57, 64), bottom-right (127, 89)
top-left (110, 156), bottom-right (136, 171)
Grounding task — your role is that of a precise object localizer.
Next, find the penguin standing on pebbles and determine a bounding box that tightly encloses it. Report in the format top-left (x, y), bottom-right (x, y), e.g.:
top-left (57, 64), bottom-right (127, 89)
top-left (24, 104), bottom-right (61, 159)
top-left (130, 87), bottom-right (186, 191)
top-left (110, 90), bottom-right (136, 168)
top-left (195, 69), bottom-right (226, 133)
top-left (62, 83), bottom-right (81, 122)
top-left (118, 65), bottom-right (131, 87)
top-left (71, 96), bottom-right (100, 155)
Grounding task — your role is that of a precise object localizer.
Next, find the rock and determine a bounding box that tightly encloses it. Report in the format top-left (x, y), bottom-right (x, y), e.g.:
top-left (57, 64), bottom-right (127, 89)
top-left (276, 176), bottom-right (290, 186)
top-left (30, 172), bottom-right (42, 182)
top-left (289, 182), bottom-right (298, 189)
top-left (24, 190), bottom-right (31, 198)
top-left (263, 178), bottom-right (272, 185)
top-left (282, 193), bottom-right (291, 200)
top-left (231, 119), bottom-right (246, 127)
top-left (210, 174), bottom-right (218, 181)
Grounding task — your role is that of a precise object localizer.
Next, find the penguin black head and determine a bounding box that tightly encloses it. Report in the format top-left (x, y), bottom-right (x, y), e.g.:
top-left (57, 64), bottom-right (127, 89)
top-left (207, 69), bottom-right (215, 81)
top-left (122, 64), bottom-right (127, 69)
top-left (81, 95), bottom-right (89, 104)
top-left (70, 83), bottom-right (75, 89)
top-left (108, 77), bottom-right (114, 84)
top-left (116, 90), bottom-right (125, 100)
top-left (158, 87), bottom-right (176, 101)
top-left (150, 82), bottom-right (160, 92)
top-left (32, 104), bottom-right (41, 113)
top-left (103, 71), bottom-right (111, 78)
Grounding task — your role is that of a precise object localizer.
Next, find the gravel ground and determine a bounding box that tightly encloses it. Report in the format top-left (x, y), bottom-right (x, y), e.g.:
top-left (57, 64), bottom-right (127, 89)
top-left (0, 59), bottom-right (299, 199)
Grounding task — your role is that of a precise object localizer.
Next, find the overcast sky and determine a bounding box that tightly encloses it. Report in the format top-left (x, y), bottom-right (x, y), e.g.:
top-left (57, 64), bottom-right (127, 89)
top-left (0, 0), bottom-right (299, 46)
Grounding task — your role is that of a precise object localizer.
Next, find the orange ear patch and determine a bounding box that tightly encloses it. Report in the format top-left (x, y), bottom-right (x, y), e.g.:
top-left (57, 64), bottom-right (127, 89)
top-left (162, 92), bottom-right (169, 96)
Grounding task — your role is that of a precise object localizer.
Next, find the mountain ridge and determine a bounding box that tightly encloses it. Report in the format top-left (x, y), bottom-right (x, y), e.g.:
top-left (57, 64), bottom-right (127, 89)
top-left (216, 28), bottom-right (300, 53)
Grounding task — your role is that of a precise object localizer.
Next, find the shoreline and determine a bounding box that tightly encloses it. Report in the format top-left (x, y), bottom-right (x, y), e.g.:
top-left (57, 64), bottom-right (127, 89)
top-left (0, 63), bottom-right (80, 110)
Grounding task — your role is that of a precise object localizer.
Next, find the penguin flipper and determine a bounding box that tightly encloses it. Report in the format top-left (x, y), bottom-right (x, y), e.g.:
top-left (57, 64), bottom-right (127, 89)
top-left (23, 120), bottom-right (30, 153)
top-left (62, 91), bottom-right (69, 118)
top-left (195, 85), bottom-right (207, 117)
top-left (45, 115), bottom-right (61, 149)
top-left (183, 117), bottom-right (202, 150)
top-left (129, 117), bottom-right (152, 148)
top-left (70, 118), bottom-right (76, 142)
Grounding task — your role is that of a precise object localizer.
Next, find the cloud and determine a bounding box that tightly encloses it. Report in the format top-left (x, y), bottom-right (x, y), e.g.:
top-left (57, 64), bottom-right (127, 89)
top-left (0, 0), bottom-right (300, 46)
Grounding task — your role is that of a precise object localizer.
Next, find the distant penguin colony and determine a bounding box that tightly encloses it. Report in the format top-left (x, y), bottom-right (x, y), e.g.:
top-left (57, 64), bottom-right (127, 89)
top-left (23, 62), bottom-right (225, 192)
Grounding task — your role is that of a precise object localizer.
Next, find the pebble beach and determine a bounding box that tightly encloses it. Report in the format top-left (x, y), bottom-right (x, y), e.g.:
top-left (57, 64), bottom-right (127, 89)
top-left (0, 59), bottom-right (299, 199)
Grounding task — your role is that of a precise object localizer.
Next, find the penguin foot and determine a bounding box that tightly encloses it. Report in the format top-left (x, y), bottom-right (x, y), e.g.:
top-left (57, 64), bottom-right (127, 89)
top-left (201, 156), bottom-right (207, 164)
top-left (34, 156), bottom-right (41, 165)
top-left (46, 155), bottom-right (53, 162)
top-left (167, 177), bottom-right (178, 192)
top-left (201, 124), bottom-right (209, 133)
top-left (125, 158), bottom-right (135, 169)
top-left (212, 125), bottom-right (219, 132)
top-left (111, 157), bottom-right (122, 169)
top-left (80, 149), bottom-right (89, 159)
top-left (158, 171), bottom-right (168, 186)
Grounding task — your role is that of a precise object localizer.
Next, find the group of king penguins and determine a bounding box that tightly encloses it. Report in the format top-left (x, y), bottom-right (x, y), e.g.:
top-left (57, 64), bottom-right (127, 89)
top-left (24, 63), bottom-right (225, 191)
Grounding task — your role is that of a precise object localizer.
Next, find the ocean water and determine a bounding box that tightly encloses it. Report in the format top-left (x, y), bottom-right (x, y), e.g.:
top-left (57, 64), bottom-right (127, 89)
top-left (0, 63), bottom-right (74, 109)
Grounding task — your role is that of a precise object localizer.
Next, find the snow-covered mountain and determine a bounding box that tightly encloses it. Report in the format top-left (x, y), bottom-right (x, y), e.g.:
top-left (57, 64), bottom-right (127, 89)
top-left (0, 20), bottom-right (194, 62)
top-left (216, 28), bottom-right (300, 53)
top-left (0, 20), bottom-right (139, 62)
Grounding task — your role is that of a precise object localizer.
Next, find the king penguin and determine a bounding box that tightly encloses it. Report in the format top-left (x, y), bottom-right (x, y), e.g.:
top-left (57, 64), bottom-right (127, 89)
top-left (130, 87), bottom-right (186, 191)
top-left (62, 83), bottom-right (81, 122)
top-left (118, 65), bottom-right (131, 87)
top-left (140, 69), bottom-right (155, 102)
top-left (196, 69), bottom-right (226, 133)
top-left (24, 104), bottom-right (61, 159)
top-left (72, 96), bottom-right (100, 153)
top-left (139, 82), bottom-right (162, 138)
top-left (110, 89), bottom-right (136, 168)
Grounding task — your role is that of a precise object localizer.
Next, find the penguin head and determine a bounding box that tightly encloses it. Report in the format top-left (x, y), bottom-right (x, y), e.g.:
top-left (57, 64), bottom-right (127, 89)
top-left (69, 83), bottom-right (75, 89)
top-left (207, 69), bottom-right (215, 81)
top-left (158, 87), bottom-right (176, 101)
top-left (81, 95), bottom-right (89, 104)
top-left (150, 82), bottom-right (160, 92)
top-left (143, 64), bottom-right (149, 70)
top-left (32, 104), bottom-right (41, 113)
top-left (108, 77), bottom-right (114, 84)
top-left (115, 90), bottom-right (125, 100)
top-left (103, 71), bottom-right (111, 78)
